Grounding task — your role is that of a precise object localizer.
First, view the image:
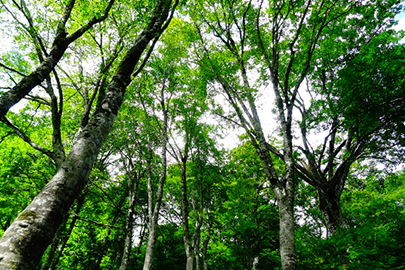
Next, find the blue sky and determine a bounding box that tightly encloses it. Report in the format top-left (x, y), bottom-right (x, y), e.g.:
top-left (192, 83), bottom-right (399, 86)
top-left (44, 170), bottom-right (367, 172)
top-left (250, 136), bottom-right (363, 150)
top-left (394, 9), bottom-right (405, 42)
top-left (397, 10), bottom-right (405, 20)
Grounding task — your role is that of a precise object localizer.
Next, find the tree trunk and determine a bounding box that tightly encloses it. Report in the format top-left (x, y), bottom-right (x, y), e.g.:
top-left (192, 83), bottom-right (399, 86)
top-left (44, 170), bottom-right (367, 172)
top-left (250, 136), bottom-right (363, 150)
top-left (118, 147), bottom-right (143, 270)
top-left (0, 2), bottom-right (173, 268)
top-left (278, 110), bottom-right (299, 270)
top-left (252, 256), bottom-right (259, 270)
top-left (119, 175), bottom-right (140, 270)
top-left (142, 94), bottom-right (169, 270)
top-left (143, 129), bottom-right (156, 269)
top-left (318, 188), bottom-right (347, 235)
top-left (252, 185), bottom-right (261, 270)
top-left (141, 152), bottom-right (167, 270)
top-left (202, 225), bottom-right (210, 270)
top-left (191, 192), bottom-right (203, 270)
top-left (194, 230), bottom-right (201, 270)
top-left (179, 161), bottom-right (194, 270)
top-left (119, 206), bottom-right (135, 270)
top-left (276, 188), bottom-right (297, 270)
top-left (257, 136), bottom-right (299, 270)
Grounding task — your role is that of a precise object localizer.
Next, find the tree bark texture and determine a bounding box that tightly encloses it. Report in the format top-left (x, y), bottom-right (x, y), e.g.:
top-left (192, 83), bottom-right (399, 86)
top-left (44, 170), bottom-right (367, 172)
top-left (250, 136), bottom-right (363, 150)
top-left (40, 193), bottom-right (85, 270)
top-left (0, 1), bottom-right (173, 268)
top-left (318, 187), bottom-right (347, 235)
top-left (275, 187), bottom-right (297, 270)
top-left (256, 134), bottom-right (299, 270)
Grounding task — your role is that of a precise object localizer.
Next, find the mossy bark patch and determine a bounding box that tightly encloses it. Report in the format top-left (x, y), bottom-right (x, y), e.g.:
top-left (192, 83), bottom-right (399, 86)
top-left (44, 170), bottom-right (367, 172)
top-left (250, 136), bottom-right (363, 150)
top-left (18, 212), bottom-right (38, 221)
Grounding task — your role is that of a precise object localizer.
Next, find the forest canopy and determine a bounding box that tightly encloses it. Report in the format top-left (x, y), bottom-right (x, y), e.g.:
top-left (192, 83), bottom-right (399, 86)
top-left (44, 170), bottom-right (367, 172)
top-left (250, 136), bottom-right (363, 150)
top-left (0, 0), bottom-right (404, 269)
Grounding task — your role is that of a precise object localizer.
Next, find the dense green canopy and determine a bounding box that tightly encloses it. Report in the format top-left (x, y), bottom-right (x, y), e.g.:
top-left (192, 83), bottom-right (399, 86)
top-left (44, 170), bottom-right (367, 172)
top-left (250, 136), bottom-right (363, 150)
top-left (0, 0), bottom-right (404, 269)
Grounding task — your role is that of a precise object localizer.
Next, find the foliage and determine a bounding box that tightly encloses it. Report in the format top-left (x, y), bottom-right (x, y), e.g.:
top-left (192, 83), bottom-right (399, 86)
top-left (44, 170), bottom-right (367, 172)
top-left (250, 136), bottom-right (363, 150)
top-left (1, 0), bottom-right (405, 269)
top-left (296, 170), bottom-right (405, 269)
top-left (0, 135), bottom-right (54, 237)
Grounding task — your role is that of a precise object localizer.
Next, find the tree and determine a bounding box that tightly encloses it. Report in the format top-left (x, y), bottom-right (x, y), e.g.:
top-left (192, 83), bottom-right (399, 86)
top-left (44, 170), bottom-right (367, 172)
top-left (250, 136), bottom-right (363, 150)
top-left (137, 58), bottom-right (171, 270)
top-left (0, 0), bottom-right (178, 268)
top-left (165, 59), bottom-right (211, 270)
top-left (108, 106), bottom-right (150, 270)
top-left (0, 0), bottom-right (116, 119)
top-left (295, 168), bottom-right (405, 269)
top-left (190, 6), bottom-right (403, 269)
top-left (188, 0), bottom-right (390, 268)
top-left (295, 32), bottom-right (405, 234)
top-left (219, 138), bottom-right (280, 270)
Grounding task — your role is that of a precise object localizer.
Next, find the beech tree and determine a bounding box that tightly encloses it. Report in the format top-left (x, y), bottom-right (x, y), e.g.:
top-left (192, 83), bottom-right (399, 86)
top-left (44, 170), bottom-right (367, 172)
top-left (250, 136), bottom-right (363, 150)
top-left (0, 0), bottom-right (179, 268)
top-left (295, 32), bottom-right (405, 234)
top-left (108, 104), bottom-right (152, 270)
top-left (137, 58), bottom-right (171, 270)
top-left (294, 168), bottom-right (405, 269)
top-left (189, 0), bottom-right (372, 268)
top-left (189, 4), bottom-right (403, 269)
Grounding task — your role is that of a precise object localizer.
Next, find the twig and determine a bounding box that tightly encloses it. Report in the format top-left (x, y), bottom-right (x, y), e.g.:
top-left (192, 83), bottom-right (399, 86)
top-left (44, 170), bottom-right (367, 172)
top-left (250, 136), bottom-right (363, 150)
top-left (72, 213), bottom-right (123, 230)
